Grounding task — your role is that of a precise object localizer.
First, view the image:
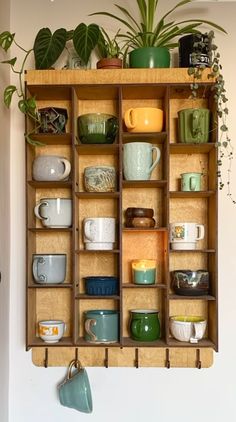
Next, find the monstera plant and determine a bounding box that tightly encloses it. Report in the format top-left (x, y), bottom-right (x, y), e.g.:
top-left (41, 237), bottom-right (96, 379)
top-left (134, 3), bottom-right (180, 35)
top-left (0, 23), bottom-right (100, 144)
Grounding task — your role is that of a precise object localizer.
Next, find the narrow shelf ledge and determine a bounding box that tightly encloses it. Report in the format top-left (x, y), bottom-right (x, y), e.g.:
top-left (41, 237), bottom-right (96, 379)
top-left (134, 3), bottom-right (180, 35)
top-left (28, 283), bottom-right (73, 288)
top-left (75, 144), bottom-right (119, 155)
top-left (123, 227), bottom-right (167, 232)
top-left (28, 180), bottom-right (72, 189)
top-left (169, 294), bottom-right (216, 301)
top-left (28, 337), bottom-right (74, 347)
top-left (76, 338), bottom-right (121, 347)
top-left (75, 294), bottom-right (120, 300)
top-left (170, 248), bottom-right (216, 253)
top-left (122, 337), bottom-right (167, 348)
top-left (28, 227), bottom-right (73, 232)
top-left (170, 143), bottom-right (215, 154)
top-left (170, 190), bottom-right (216, 198)
top-left (75, 249), bottom-right (120, 254)
top-left (122, 131), bottom-right (167, 143)
top-left (122, 180), bottom-right (167, 188)
top-left (123, 283), bottom-right (166, 289)
top-left (167, 338), bottom-right (216, 348)
top-left (30, 133), bottom-right (72, 145)
top-left (75, 192), bottom-right (120, 199)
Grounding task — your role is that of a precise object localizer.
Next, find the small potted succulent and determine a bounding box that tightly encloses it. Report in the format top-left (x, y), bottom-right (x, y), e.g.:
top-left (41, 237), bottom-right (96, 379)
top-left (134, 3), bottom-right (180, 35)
top-left (96, 28), bottom-right (123, 69)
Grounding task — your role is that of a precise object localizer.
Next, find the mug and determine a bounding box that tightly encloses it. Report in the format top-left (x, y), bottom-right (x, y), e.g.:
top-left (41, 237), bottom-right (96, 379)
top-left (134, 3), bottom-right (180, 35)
top-left (84, 310), bottom-right (119, 343)
top-left (83, 217), bottom-right (116, 250)
top-left (170, 222), bottom-right (205, 250)
top-left (170, 315), bottom-right (207, 343)
top-left (181, 172), bottom-right (202, 192)
top-left (129, 310), bottom-right (161, 341)
top-left (32, 155), bottom-right (71, 181)
top-left (38, 320), bottom-right (66, 343)
top-left (84, 166), bottom-right (116, 192)
top-left (32, 254), bottom-right (66, 284)
top-left (124, 107), bottom-right (164, 132)
top-left (132, 259), bottom-right (156, 285)
top-left (123, 142), bottom-right (161, 180)
top-left (34, 198), bottom-right (72, 228)
top-left (178, 108), bottom-right (210, 143)
top-left (59, 359), bottom-right (93, 413)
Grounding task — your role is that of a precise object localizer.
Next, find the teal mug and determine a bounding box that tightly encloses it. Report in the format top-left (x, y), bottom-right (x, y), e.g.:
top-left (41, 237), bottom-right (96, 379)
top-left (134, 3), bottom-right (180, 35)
top-left (178, 108), bottom-right (210, 143)
top-left (123, 142), bottom-right (161, 180)
top-left (129, 310), bottom-right (161, 341)
top-left (84, 310), bottom-right (119, 343)
top-left (181, 172), bottom-right (202, 192)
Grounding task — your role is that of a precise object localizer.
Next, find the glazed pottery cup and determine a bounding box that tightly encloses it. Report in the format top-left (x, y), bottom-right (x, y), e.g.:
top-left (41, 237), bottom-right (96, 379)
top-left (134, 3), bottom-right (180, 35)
top-left (170, 315), bottom-right (207, 343)
top-left (129, 310), bottom-right (161, 341)
top-left (84, 166), bottom-right (116, 192)
top-left (178, 108), bottom-right (210, 143)
top-left (170, 222), bottom-right (204, 250)
top-left (132, 259), bottom-right (156, 285)
top-left (32, 254), bottom-right (66, 284)
top-left (123, 142), bottom-right (161, 180)
top-left (84, 310), bottom-right (119, 343)
top-left (38, 320), bottom-right (66, 343)
top-left (34, 198), bottom-right (72, 228)
top-left (78, 113), bottom-right (118, 144)
top-left (124, 107), bottom-right (163, 132)
top-left (171, 270), bottom-right (210, 296)
top-left (59, 359), bottom-right (93, 413)
top-left (83, 217), bottom-right (116, 250)
top-left (181, 172), bottom-right (202, 192)
top-left (32, 155), bottom-right (71, 181)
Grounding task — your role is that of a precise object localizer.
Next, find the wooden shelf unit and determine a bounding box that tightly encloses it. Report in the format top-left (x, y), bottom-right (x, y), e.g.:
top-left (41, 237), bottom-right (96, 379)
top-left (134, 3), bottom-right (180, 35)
top-left (25, 69), bottom-right (218, 368)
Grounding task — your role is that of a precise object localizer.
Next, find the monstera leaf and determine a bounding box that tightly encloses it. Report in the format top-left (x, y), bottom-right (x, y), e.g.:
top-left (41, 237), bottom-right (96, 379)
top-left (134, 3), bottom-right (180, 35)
top-left (73, 23), bottom-right (100, 65)
top-left (33, 28), bottom-right (67, 69)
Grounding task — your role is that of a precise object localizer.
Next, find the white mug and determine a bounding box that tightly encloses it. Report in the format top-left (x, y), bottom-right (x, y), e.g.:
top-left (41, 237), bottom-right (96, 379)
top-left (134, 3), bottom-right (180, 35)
top-left (34, 198), bottom-right (72, 228)
top-left (170, 316), bottom-right (207, 343)
top-left (83, 217), bottom-right (116, 250)
top-left (38, 320), bottom-right (66, 343)
top-left (32, 155), bottom-right (71, 181)
top-left (170, 222), bottom-right (204, 250)
top-left (32, 254), bottom-right (66, 284)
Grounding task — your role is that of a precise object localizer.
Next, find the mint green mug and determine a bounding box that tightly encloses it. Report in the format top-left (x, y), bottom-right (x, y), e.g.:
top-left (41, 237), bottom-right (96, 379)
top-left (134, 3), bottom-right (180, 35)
top-left (129, 310), bottom-right (161, 341)
top-left (178, 108), bottom-right (210, 143)
top-left (84, 310), bottom-right (119, 343)
top-left (181, 172), bottom-right (202, 192)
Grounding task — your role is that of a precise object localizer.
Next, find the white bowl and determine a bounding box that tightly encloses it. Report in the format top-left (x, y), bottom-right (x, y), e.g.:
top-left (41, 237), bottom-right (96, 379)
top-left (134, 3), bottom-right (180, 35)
top-left (170, 315), bottom-right (207, 343)
top-left (38, 320), bottom-right (66, 343)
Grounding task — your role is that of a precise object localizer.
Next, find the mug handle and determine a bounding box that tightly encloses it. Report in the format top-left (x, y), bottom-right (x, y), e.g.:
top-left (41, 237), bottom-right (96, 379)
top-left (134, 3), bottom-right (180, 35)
top-left (131, 319), bottom-right (142, 336)
top-left (34, 201), bottom-right (49, 222)
top-left (124, 108), bottom-right (136, 129)
top-left (149, 146), bottom-right (161, 173)
top-left (32, 257), bottom-right (47, 283)
top-left (196, 224), bottom-right (205, 240)
top-left (85, 319), bottom-right (97, 342)
top-left (58, 158), bottom-right (71, 181)
top-left (84, 219), bottom-right (96, 241)
top-left (190, 176), bottom-right (197, 191)
top-left (190, 322), bottom-right (204, 343)
top-left (192, 109), bottom-right (201, 138)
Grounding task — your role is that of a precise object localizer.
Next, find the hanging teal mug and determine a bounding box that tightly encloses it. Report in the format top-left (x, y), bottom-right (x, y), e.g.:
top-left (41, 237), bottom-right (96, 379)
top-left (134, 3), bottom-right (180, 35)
top-left (178, 108), bottom-right (210, 143)
top-left (129, 310), bottom-right (161, 341)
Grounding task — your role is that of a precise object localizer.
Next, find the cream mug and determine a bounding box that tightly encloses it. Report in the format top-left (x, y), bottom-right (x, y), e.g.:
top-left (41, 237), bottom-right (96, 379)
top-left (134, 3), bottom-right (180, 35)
top-left (83, 217), bottom-right (116, 250)
top-left (170, 222), bottom-right (204, 250)
top-left (38, 320), bottom-right (66, 343)
top-left (34, 198), bottom-right (72, 228)
top-left (124, 107), bottom-right (164, 132)
top-left (170, 315), bottom-right (207, 343)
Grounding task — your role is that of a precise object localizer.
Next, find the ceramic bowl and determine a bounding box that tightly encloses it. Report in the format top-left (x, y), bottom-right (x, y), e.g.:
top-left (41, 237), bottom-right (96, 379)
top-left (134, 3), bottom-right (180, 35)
top-left (125, 207), bottom-right (154, 218)
top-left (78, 113), bottom-right (118, 144)
top-left (125, 217), bottom-right (156, 228)
top-left (171, 270), bottom-right (209, 296)
top-left (84, 166), bottom-right (116, 192)
top-left (38, 320), bottom-right (66, 343)
top-left (170, 315), bottom-right (207, 343)
top-left (84, 276), bottom-right (119, 296)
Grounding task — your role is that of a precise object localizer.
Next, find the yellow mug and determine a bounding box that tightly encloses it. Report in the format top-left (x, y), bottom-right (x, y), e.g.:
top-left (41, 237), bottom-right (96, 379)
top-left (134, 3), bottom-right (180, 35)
top-left (124, 107), bottom-right (164, 132)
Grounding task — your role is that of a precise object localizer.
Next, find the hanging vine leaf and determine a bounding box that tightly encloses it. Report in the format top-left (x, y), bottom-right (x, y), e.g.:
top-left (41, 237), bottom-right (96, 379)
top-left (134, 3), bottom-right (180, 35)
top-left (1, 57), bottom-right (17, 66)
top-left (0, 31), bottom-right (15, 51)
top-left (33, 27), bottom-right (67, 69)
top-left (73, 23), bottom-right (100, 65)
top-left (4, 85), bottom-right (17, 108)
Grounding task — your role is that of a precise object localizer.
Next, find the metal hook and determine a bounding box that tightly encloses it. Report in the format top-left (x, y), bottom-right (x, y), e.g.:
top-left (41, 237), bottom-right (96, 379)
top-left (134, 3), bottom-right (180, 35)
top-left (196, 348), bottom-right (202, 369)
top-left (104, 348), bottom-right (109, 368)
top-left (44, 348), bottom-right (48, 368)
top-left (165, 348), bottom-right (170, 369)
top-left (74, 348), bottom-right (79, 367)
top-left (135, 348), bottom-right (139, 369)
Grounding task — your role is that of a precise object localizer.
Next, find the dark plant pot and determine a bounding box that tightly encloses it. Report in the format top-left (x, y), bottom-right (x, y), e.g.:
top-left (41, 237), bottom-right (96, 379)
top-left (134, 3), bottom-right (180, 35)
top-left (178, 34), bottom-right (212, 68)
top-left (97, 58), bottom-right (123, 69)
top-left (129, 47), bottom-right (170, 68)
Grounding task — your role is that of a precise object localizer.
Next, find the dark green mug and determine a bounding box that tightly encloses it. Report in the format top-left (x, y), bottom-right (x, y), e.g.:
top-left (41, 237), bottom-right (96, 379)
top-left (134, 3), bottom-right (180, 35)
top-left (129, 310), bottom-right (161, 341)
top-left (178, 108), bottom-right (210, 143)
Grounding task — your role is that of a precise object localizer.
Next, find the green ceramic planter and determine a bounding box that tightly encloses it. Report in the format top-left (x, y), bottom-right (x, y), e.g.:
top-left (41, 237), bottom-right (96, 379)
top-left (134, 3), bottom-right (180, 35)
top-left (129, 47), bottom-right (170, 69)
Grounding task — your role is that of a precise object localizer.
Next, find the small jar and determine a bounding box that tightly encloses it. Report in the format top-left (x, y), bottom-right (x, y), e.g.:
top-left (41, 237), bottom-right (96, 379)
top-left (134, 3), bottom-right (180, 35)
top-left (132, 259), bottom-right (156, 285)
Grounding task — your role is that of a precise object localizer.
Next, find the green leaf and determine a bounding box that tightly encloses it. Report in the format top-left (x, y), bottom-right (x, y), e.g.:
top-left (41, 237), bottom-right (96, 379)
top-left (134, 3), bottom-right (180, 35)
top-left (1, 57), bottom-right (17, 66)
top-left (0, 31), bottom-right (15, 51)
top-left (66, 30), bottom-right (74, 41)
top-left (33, 27), bottom-right (67, 69)
top-left (4, 85), bottom-right (17, 108)
top-left (73, 23), bottom-right (100, 65)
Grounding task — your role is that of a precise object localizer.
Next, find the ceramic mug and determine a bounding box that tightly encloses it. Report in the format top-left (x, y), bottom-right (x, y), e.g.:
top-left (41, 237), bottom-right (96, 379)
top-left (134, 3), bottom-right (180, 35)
top-left (170, 315), bottom-right (207, 343)
top-left (181, 172), bottom-right (202, 192)
top-left (38, 320), bottom-right (66, 343)
top-left (123, 142), bottom-right (161, 180)
top-left (83, 217), bottom-right (116, 250)
top-left (129, 310), bottom-right (161, 341)
top-left (124, 107), bottom-right (164, 132)
top-left (32, 155), bottom-right (71, 181)
top-left (84, 310), bottom-right (119, 343)
top-left (32, 254), bottom-right (66, 284)
top-left (170, 222), bottom-right (205, 250)
top-left (34, 198), bottom-right (72, 228)
top-left (84, 166), bottom-right (116, 192)
top-left (132, 259), bottom-right (156, 285)
top-left (178, 108), bottom-right (210, 143)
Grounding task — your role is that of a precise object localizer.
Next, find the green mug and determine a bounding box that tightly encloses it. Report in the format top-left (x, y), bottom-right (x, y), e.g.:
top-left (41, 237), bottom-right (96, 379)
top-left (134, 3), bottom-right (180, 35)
top-left (129, 310), bottom-right (161, 341)
top-left (178, 108), bottom-right (210, 143)
top-left (181, 172), bottom-right (202, 192)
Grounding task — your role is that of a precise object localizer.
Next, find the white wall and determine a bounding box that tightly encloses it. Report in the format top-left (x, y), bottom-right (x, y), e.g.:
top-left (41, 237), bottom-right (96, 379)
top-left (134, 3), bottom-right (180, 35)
top-left (0, 1), bottom-right (11, 421)
top-left (6, 1), bottom-right (236, 421)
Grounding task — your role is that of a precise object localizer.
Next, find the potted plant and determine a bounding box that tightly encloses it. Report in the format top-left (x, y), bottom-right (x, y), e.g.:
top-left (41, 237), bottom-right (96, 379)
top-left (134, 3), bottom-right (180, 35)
top-left (96, 28), bottom-right (123, 69)
top-left (90, 0), bottom-right (226, 68)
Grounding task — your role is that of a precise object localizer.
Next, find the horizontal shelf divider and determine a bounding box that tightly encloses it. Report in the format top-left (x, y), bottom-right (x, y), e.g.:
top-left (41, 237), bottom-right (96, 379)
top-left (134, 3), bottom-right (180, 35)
top-left (122, 337), bottom-right (167, 348)
top-left (28, 180), bottom-right (72, 189)
top-left (75, 144), bottom-right (119, 155)
top-left (28, 227), bottom-right (73, 232)
top-left (123, 227), bottom-right (167, 232)
top-left (122, 180), bottom-right (167, 188)
top-left (28, 337), bottom-right (74, 347)
top-left (30, 133), bottom-right (72, 145)
top-left (122, 132), bottom-right (167, 143)
top-left (170, 143), bottom-right (215, 154)
top-left (169, 294), bottom-right (216, 301)
top-left (75, 249), bottom-right (120, 254)
top-left (167, 338), bottom-right (216, 348)
top-left (123, 283), bottom-right (166, 289)
top-left (169, 249), bottom-right (216, 253)
top-left (75, 192), bottom-right (120, 199)
top-left (170, 191), bottom-right (216, 198)
top-left (75, 294), bottom-right (120, 300)
top-left (76, 338), bottom-right (121, 347)
top-left (28, 283), bottom-right (73, 289)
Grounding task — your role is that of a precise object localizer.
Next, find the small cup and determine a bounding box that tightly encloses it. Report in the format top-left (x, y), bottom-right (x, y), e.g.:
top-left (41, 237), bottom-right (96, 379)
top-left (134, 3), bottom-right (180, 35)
top-left (170, 222), bottom-right (205, 250)
top-left (132, 259), bottom-right (156, 285)
top-left (129, 310), bottom-right (161, 341)
top-left (83, 217), bottom-right (116, 250)
top-left (124, 107), bottom-right (164, 132)
top-left (32, 155), bottom-right (71, 182)
top-left (181, 172), bottom-right (202, 192)
top-left (34, 198), bottom-right (72, 228)
top-left (32, 254), bottom-right (66, 284)
top-left (170, 315), bottom-right (207, 343)
top-left (38, 320), bottom-right (66, 343)
top-left (84, 166), bottom-right (116, 192)
top-left (84, 310), bottom-right (119, 343)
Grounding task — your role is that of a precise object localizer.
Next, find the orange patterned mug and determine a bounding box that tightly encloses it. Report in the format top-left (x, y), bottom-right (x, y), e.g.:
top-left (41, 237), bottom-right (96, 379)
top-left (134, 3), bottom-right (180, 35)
top-left (124, 107), bottom-right (164, 132)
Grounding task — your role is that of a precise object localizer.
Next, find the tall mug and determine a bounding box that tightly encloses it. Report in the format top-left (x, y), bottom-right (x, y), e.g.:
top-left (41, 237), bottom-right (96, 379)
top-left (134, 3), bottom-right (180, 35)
top-left (123, 142), bottom-right (161, 180)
